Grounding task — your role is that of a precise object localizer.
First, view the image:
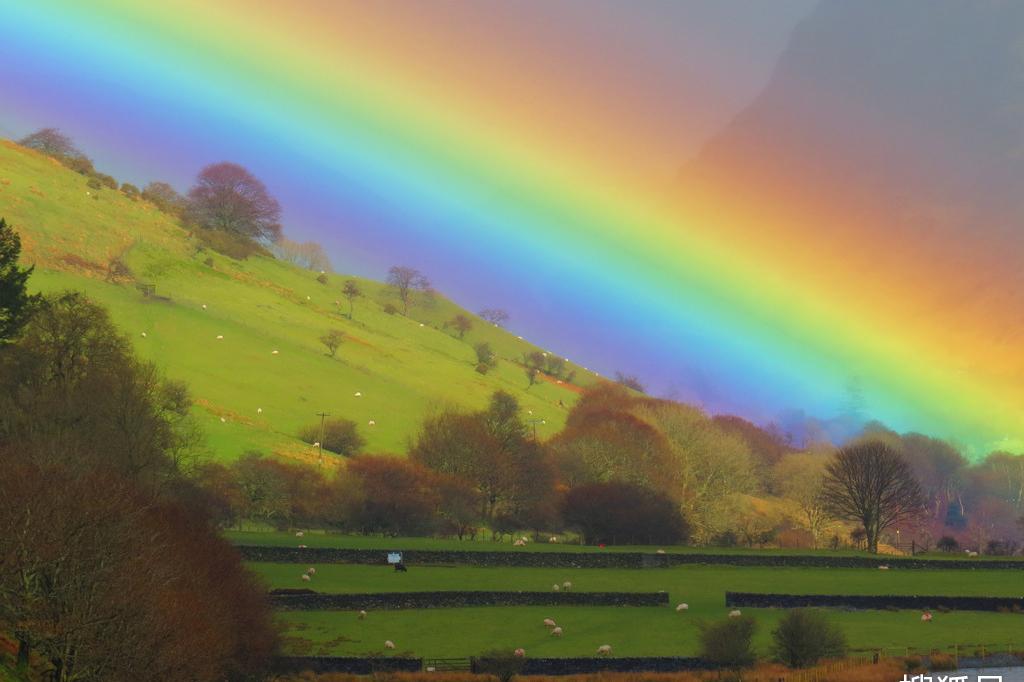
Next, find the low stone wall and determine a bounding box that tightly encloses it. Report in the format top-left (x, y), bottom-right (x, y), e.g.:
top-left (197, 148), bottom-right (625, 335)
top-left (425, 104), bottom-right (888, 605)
top-left (237, 545), bottom-right (1024, 570)
top-left (270, 590), bottom-right (668, 610)
top-left (472, 656), bottom-right (712, 675)
top-left (271, 656), bottom-right (422, 674)
top-left (726, 591), bottom-right (1024, 612)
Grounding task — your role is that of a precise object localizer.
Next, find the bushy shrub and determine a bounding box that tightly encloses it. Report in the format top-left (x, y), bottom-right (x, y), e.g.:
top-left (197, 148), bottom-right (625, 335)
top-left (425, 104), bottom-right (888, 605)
top-left (561, 481), bottom-right (689, 545)
top-left (936, 535), bottom-right (959, 552)
top-left (93, 173), bottom-right (117, 189)
top-left (474, 650), bottom-right (525, 682)
top-left (86, 177), bottom-right (102, 190)
top-left (316, 273), bottom-right (328, 285)
top-left (298, 417), bottom-right (365, 456)
top-left (120, 182), bottom-right (140, 199)
top-left (698, 615), bottom-right (757, 669)
top-left (203, 256), bottom-right (215, 268)
top-left (383, 303), bottom-right (398, 315)
top-left (63, 154), bottom-right (96, 175)
top-left (771, 609), bottom-right (846, 668)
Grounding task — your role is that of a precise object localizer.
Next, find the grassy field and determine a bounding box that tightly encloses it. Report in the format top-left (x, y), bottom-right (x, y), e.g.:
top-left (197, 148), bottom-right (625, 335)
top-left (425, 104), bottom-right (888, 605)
top-left (252, 561), bottom-right (1024, 658)
top-left (1, 139), bottom-right (595, 461)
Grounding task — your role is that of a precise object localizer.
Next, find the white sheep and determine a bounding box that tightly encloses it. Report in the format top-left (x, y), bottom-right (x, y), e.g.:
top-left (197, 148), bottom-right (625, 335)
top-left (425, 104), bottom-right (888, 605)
top-left (969, 551), bottom-right (979, 557)
top-left (921, 612), bottom-right (933, 622)
top-left (358, 610), bottom-right (367, 620)
top-left (271, 350), bottom-right (279, 355)
top-left (549, 536), bottom-right (558, 543)
top-left (257, 407), bottom-right (263, 415)
top-left (216, 334), bottom-right (224, 340)
top-left (384, 640), bottom-right (395, 650)
top-left (676, 603), bottom-right (689, 612)
top-left (140, 332), bottom-right (147, 338)
top-left (202, 304), bottom-right (207, 309)
top-left (543, 618), bottom-right (556, 628)
top-left (298, 544), bottom-right (307, 549)
top-left (312, 442), bottom-right (320, 448)
top-left (301, 574), bottom-right (311, 582)
top-left (368, 420), bottom-right (376, 426)
top-left (307, 567), bottom-right (316, 575)
top-left (220, 417), bottom-right (226, 423)
top-left (562, 581), bottom-right (572, 591)
top-left (513, 539), bottom-right (526, 547)
top-left (597, 645), bottom-right (612, 656)
top-left (552, 584), bottom-right (560, 592)
top-left (354, 391), bottom-right (362, 397)
top-left (656, 549), bottom-right (666, 555)
top-left (296, 531), bottom-right (305, 537)
top-left (729, 610), bottom-right (742, 618)
top-left (551, 627), bottom-right (563, 637)
top-left (513, 648), bottom-right (526, 658)
top-left (306, 295), bottom-right (311, 300)
top-left (878, 565), bottom-right (890, 570)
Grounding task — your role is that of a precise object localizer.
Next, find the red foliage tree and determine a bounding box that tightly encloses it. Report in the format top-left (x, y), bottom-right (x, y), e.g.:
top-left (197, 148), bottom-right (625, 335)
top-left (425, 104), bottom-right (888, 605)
top-left (187, 162), bottom-right (282, 243)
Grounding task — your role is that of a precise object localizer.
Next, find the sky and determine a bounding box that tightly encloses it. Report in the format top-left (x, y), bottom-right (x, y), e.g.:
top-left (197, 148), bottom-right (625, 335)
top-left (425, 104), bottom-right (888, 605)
top-left (2, 0), bottom-right (1019, 454)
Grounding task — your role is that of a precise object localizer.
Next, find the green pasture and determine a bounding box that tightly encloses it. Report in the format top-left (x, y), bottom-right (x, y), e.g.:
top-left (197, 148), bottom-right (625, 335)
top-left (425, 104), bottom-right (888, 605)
top-left (252, 562), bottom-right (1024, 657)
top-left (1, 139), bottom-right (593, 460)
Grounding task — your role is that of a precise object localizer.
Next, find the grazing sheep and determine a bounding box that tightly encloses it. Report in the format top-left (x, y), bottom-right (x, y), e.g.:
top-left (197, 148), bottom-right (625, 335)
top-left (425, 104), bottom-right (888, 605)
top-left (968, 551), bottom-right (978, 557)
top-left (301, 574), bottom-right (311, 582)
top-left (521, 536), bottom-right (530, 543)
top-left (597, 645), bottom-right (612, 656)
top-left (220, 417), bottom-right (226, 423)
top-left (271, 350), bottom-right (279, 354)
top-left (549, 536), bottom-right (558, 543)
top-left (551, 627), bottom-right (563, 637)
top-left (298, 544), bottom-right (307, 548)
top-left (513, 540), bottom-right (525, 547)
top-left (921, 611), bottom-right (933, 622)
top-left (676, 603), bottom-right (689, 612)
top-left (306, 295), bottom-right (311, 300)
top-left (354, 392), bottom-right (362, 397)
top-left (358, 610), bottom-right (367, 620)
top-left (543, 618), bottom-right (556, 628)
top-left (257, 407), bottom-right (263, 415)
top-left (296, 531), bottom-right (305, 537)
top-left (513, 648), bottom-right (525, 658)
top-left (307, 567), bottom-right (316, 575)
top-left (216, 334), bottom-right (224, 339)
top-left (368, 420), bottom-right (376, 426)
top-left (384, 640), bottom-right (395, 650)
top-left (656, 549), bottom-right (666, 555)
top-left (201, 304), bottom-right (207, 309)
top-left (562, 581), bottom-right (572, 591)
top-left (552, 584), bottom-right (560, 592)
top-left (729, 610), bottom-right (742, 618)
top-left (312, 442), bottom-right (320, 448)
top-left (140, 332), bottom-right (147, 338)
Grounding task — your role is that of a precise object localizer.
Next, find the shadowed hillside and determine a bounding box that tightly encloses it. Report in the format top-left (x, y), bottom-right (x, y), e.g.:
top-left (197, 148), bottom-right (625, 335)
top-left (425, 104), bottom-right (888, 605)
top-left (0, 139), bottom-right (596, 462)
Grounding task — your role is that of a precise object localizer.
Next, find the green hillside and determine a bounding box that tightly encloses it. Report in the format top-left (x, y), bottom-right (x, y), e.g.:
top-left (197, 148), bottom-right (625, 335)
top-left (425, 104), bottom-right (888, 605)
top-left (0, 139), bottom-right (596, 463)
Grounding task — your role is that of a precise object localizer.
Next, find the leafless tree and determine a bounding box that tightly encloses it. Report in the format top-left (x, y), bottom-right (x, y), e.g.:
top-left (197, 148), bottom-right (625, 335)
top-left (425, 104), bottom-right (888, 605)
top-left (820, 441), bottom-right (926, 552)
top-left (342, 279), bottom-right (362, 319)
top-left (18, 127), bottom-right (80, 159)
top-left (448, 314), bottom-right (473, 339)
top-left (319, 329), bottom-right (344, 357)
top-left (186, 162), bottom-right (282, 243)
top-left (614, 371), bottom-right (645, 393)
top-left (386, 265), bottom-right (430, 314)
top-left (479, 308), bottom-right (509, 327)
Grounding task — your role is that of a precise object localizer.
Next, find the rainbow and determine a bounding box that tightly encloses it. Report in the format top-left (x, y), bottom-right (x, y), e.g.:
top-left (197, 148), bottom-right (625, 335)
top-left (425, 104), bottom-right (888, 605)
top-left (2, 1), bottom-right (1020, 454)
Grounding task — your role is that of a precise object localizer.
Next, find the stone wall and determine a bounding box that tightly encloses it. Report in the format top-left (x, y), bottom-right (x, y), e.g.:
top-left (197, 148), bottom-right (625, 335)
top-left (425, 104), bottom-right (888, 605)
top-left (270, 590), bottom-right (668, 610)
top-left (726, 591), bottom-right (1024, 611)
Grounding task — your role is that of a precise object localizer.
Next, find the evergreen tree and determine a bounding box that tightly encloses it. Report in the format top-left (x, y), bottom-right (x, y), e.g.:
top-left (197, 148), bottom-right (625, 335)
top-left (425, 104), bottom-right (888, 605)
top-left (0, 218), bottom-right (38, 343)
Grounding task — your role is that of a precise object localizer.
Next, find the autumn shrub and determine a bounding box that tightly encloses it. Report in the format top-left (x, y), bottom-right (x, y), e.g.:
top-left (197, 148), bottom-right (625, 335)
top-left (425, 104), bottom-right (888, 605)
top-left (297, 417), bottom-right (365, 456)
top-left (562, 481), bottom-right (689, 545)
top-left (194, 226), bottom-right (271, 260)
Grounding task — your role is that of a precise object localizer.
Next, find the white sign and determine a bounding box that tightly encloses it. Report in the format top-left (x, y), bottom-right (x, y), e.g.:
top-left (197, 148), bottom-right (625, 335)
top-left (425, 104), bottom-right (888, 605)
top-left (387, 552), bottom-right (403, 564)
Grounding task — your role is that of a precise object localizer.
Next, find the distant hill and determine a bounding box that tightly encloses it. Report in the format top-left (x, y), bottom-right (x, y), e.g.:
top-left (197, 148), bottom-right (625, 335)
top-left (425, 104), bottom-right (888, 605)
top-left (675, 0), bottom-right (1024, 446)
top-left (0, 139), bottom-right (595, 463)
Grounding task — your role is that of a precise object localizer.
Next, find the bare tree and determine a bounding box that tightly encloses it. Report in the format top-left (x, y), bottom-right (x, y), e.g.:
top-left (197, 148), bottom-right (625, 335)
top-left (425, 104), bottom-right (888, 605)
top-left (186, 162), bottom-right (282, 243)
top-left (18, 127), bottom-right (80, 158)
top-left (522, 351), bottom-right (545, 388)
top-left (614, 371), bottom-right (645, 393)
top-left (142, 181), bottom-right (187, 217)
top-left (271, 237), bottom-right (331, 271)
top-left (319, 329), bottom-right (344, 357)
top-left (342, 279), bottom-right (362, 319)
top-left (448, 314), bottom-right (473, 339)
top-left (479, 308), bottom-right (509, 327)
top-left (386, 266), bottom-right (430, 314)
top-left (820, 441), bottom-right (926, 553)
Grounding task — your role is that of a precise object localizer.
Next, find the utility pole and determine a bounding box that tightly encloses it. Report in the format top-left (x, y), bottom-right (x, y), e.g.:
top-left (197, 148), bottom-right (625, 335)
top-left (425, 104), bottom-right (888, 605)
top-left (316, 411), bottom-right (330, 467)
top-left (526, 417), bottom-right (546, 440)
